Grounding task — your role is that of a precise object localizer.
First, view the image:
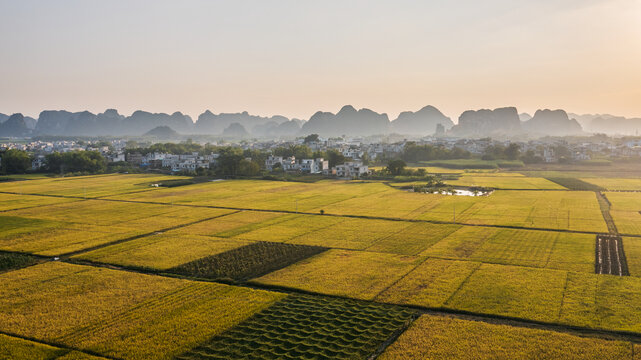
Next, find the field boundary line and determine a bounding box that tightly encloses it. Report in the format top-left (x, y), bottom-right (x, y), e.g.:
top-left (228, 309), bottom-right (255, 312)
top-left (441, 262), bottom-right (483, 307)
top-left (372, 256), bottom-right (432, 302)
top-left (0, 329), bottom-right (122, 360)
top-left (556, 272), bottom-right (570, 322)
top-left (59, 210), bottom-right (241, 258)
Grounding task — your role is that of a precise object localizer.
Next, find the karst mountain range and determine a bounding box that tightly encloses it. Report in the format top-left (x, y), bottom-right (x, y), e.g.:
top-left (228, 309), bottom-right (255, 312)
top-left (1, 105), bottom-right (639, 138)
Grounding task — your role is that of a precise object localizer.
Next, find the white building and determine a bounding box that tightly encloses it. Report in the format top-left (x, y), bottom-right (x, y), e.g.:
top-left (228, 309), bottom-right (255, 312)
top-left (334, 161), bottom-right (368, 178)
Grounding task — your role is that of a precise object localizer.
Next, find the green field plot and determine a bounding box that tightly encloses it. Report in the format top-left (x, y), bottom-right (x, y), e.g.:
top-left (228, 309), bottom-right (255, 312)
top-left (168, 241), bottom-right (327, 281)
top-left (0, 333), bottom-right (107, 360)
top-left (365, 223), bottom-right (461, 255)
top-left (73, 234), bottom-right (252, 270)
top-left (379, 315), bottom-right (634, 360)
top-left (376, 258), bottom-right (481, 308)
top-left (176, 295), bottom-right (416, 360)
top-left (0, 192), bottom-right (79, 212)
top-left (0, 262), bottom-right (283, 359)
top-left (446, 175), bottom-right (565, 189)
top-left (582, 178), bottom-right (641, 191)
top-left (605, 192), bottom-right (641, 234)
top-left (0, 174), bottom-right (186, 198)
top-left (254, 249), bottom-right (422, 300)
top-left (445, 264), bottom-right (567, 323)
top-left (0, 201), bottom-right (232, 255)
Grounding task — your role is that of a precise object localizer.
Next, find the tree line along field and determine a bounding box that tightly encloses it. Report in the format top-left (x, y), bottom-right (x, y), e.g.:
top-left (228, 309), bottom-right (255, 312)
top-left (2, 173), bottom-right (641, 359)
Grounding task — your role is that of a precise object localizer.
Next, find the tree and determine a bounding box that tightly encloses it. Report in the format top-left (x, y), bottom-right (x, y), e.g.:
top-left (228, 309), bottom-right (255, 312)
top-left (304, 134), bottom-right (320, 144)
top-left (386, 159), bottom-right (407, 176)
top-left (45, 150), bottom-right (106, 173)
top-left (238, 159), bottom-right (260, 176)
top-left (325, 149), bottom-right (346, 168)
top-left (0, 150), bottom-right (31, 174)
top-left (504, 143), bottom-right (521, 160)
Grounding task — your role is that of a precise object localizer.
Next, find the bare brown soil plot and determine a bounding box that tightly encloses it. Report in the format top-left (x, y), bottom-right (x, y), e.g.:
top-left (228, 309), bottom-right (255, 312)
top-left (596, 235), bottom-right (629, 276)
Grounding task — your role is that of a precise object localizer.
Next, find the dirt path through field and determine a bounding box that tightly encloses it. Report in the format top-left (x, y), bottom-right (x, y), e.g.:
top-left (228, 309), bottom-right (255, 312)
top-left (595, 192), bottom-right (629, 276)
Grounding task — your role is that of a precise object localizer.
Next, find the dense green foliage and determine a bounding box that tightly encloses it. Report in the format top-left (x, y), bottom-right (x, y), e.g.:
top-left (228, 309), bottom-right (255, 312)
top-left (0, 149), bottom-right (32, 174)
top-left (45, 150), bottom-right (107, 173)
top-left (176, 295), bottom-right (416, 360)
top-left (0, 252), bottom-right (38, 272)
top-left (401, 142), bottom-right (471, 163)
top-left (169, 242), bottom-right (327, 281)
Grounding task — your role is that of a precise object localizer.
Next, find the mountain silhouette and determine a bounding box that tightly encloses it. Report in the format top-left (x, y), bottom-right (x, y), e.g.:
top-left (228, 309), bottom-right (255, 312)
top-left (522, 109), bottom-right (582, 136)
top-left (449, 107), bottom-right (521, 137)
top-left (301, 105), bottom-right (390, 136)
top-left (391, 105), bottom-right (453, 135)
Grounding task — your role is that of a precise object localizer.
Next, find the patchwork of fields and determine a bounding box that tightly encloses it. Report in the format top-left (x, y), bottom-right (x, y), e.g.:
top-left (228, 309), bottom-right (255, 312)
top-left (1, 173), bottom-right (640, 359)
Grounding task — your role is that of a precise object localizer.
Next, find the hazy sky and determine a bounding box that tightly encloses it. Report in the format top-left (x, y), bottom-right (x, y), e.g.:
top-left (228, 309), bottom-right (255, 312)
top-left (1, 0), bottom-right (640, 122)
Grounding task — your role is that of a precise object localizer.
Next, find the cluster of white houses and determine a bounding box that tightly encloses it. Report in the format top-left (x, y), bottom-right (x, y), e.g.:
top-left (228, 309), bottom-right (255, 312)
top-left (264, 155), bottom-right (368, 178)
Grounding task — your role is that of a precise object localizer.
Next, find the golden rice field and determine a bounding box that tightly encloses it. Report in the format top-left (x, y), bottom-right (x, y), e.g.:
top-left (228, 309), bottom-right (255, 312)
top-left (0, 173), bottom-right (187, 198)
top-left (0, 262), bottom-right (283, 359)
top-left (582, 177), bottom-right (641, 191)
top-left (379, 315), bottom-right (634, 360)
top-left (605, 192), bottom-right (641, 235)
top-left (2, 173), bottom-right (641, 359)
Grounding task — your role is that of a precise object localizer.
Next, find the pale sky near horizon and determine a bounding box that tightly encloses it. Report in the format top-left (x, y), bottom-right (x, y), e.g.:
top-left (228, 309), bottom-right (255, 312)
top-left (1, 0), bottom-right (640, 122)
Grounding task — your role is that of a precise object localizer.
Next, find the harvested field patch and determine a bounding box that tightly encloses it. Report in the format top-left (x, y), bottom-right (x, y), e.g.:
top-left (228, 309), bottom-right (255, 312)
top-left (379, 314), bottom-right (634, 360)
top-left (446, 175), bottom-right (565, 189)
top-left (176, 295), bottom-right (417, 360)
top-left (168, 241), bottom-right (327, 281)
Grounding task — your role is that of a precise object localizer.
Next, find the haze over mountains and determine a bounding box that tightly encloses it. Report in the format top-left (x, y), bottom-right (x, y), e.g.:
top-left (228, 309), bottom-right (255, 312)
top-left (1, 105), bottom-right (639, 138)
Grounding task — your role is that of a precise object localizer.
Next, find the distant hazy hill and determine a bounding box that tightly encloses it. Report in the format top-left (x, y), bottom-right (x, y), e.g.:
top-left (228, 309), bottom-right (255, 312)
top-left (522, 109), bottom-right (582, 136)
top-left (144, 125), bottom-right (180, 138)
top-left (301, 105), bottom-right (389, 136)
top-left (519, 113), bottom-right (532, 122)
top-left (569, 113), bottom-right (641, 135)
top-left (222, 123), bottom-right (249, 138)
top-left (195, 110), bottom-right (288, 134)
top-left (0, 113), bottom-right (9, 124)
top-left (449, 107), bottom-right (521, 137)
top-left (0, 113), bottom-right (30, 137)
top-left (391, 105), bottom-right (453, 135)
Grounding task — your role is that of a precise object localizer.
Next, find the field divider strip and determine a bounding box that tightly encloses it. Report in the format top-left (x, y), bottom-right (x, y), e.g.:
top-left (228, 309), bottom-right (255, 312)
top-left (0, 329), bottom-right (122, 360)
top-left (372, 256), bottom-right (432, 302)
top-left (58, 210), bottom-right (242, 258)
top-left (441, 262), bottom-right (483, 307)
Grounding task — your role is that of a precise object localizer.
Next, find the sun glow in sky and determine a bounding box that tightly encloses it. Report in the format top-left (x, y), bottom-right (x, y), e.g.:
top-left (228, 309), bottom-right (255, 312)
top-left (1, 0), bottom-right (640, 121)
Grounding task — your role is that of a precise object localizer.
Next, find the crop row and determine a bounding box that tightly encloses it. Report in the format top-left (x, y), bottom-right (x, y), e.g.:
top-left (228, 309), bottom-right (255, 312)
top-left (176, 295), bottom-right (416, 360)
top-left (169, 241), bottom-right (327, 281)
